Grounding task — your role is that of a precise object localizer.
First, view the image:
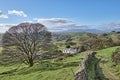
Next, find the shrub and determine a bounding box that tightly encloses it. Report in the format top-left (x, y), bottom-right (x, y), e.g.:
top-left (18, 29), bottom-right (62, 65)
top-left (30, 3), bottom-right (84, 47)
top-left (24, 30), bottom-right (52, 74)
top-left (112, 48), bottom-right (120, 64)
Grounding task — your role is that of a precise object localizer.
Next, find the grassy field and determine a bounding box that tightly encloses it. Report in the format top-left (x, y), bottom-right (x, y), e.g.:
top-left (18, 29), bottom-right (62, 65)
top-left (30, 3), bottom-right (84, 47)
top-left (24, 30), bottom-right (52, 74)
top-left (0, 46), bottom-right (120, 80)
top-left (0, 53), bottom-right (86, 80)
top-left (96, 46), bottom-right (120, 80)
top-left (0, 47), bottom-right (2, 53)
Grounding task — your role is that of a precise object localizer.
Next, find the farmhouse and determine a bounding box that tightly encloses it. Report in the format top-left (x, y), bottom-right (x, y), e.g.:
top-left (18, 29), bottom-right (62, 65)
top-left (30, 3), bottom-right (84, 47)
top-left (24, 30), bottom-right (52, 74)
top-left (62, 48), bottom-right (78, 54)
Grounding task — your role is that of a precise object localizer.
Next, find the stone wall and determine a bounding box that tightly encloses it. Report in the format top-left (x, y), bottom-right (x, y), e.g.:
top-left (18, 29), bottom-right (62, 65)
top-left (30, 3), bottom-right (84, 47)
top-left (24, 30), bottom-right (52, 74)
top-left (74, 51), bottom-right (96, 80)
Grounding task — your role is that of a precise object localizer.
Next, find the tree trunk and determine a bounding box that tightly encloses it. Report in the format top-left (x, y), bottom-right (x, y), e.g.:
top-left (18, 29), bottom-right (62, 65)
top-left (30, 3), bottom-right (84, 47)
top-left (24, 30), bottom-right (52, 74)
top-left (29, 58), bottom-right (34, 67)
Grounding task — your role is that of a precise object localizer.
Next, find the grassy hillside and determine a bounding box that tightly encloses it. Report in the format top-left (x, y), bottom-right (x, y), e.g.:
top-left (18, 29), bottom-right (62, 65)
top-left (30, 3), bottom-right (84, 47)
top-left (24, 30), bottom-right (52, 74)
top-left (0, 53), bottom-right (86, 80)
top-left (96, 46), bottom-right (120, 80)
top-left (53, 31), bottom-right (120, 42)
top-left (0, 46), bottom-right (120, 80)
top-left (52, 32), bottom-right (89, 43)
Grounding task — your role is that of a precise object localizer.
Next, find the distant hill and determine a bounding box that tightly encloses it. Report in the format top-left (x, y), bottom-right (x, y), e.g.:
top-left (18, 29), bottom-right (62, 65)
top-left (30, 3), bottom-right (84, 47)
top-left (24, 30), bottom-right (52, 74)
top-left (52, 32), bottom-right (89, 42)
top-left (52, 31), bottom-right (120, 42)
top-left (1, 31), bottom-right (120, 45)
top-left (59, 29), bottom-right (104, 33)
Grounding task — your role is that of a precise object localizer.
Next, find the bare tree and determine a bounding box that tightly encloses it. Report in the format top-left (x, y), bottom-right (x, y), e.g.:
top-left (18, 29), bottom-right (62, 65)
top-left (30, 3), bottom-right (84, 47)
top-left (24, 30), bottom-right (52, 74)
top-left (2, 23), bottom-right (51, 67)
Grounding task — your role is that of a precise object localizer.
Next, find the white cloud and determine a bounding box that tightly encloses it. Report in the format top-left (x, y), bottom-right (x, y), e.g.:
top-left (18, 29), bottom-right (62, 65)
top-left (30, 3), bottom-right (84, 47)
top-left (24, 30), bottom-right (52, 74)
top-left (8, 10), bottom-right (27, 17)
top-left (0, 14), bottom-right (8, 19)
top-left (0, 24), bottom-right (16, 33)
top-left (33, 18), bottom-right (120, 32)
top-left (0, 24), bottom-right (16, 27)
top-left (48, 23), bottom-right (90, 32)
top-left (34, 18), bottom-right (71, 23)
top-left (33, 18), bottom-right (91, 32)
top-left (23, 21), bottom-right (33, 23)
top-left (54, 23), bottom-right (88, 29)
top-left (0, 10), bottom-right (8, 19)
top-left (98, 21), bottom-right (120, 31)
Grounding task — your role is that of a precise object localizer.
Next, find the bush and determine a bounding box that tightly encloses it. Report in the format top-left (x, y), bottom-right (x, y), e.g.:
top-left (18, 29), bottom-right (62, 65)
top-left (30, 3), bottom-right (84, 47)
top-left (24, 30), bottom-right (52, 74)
top-left (112, 48), bottom-right (120, 64)
top-left (80, 36), bottom-right (114, 50)
top-left (54, 57), bottom-right (64, 62)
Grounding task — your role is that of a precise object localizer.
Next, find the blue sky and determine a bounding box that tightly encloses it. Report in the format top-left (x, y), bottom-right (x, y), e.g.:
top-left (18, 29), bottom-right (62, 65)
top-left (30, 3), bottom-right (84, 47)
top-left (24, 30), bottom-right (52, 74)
top-left (1, 0), bottom-right (120, 32)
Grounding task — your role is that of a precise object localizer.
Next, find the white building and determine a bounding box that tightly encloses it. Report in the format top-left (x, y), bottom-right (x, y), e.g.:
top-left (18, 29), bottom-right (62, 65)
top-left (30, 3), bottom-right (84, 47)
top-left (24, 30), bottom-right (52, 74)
top-left (62, 48), bottom-right (78, 54)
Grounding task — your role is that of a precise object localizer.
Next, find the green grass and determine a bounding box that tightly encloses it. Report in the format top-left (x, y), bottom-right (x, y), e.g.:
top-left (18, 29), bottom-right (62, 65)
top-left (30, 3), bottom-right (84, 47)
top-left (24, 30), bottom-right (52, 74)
top-left (96, 46), bottom-right (120, 79)
top-left (0, 67), bottom-right (77, 80)
top-left (0, 53), bottom-right (86, 80)
top-left (0, 46), bottom-right (120, 80)
top-left (0, 47), bottom-right (2, 53)
top-left (87, 57), bottom-right (98, 80)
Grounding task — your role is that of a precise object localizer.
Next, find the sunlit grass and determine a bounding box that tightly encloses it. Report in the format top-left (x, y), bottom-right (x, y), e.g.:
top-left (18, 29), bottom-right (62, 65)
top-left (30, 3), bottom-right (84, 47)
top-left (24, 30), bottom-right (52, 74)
top-left (0, 46), bottom-right (120, 80)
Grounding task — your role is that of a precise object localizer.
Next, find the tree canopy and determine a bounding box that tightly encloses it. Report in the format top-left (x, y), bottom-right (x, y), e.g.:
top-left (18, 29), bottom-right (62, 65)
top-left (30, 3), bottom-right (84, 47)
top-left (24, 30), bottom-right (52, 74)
top-left (2, 23), bottom-right (51, 67)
